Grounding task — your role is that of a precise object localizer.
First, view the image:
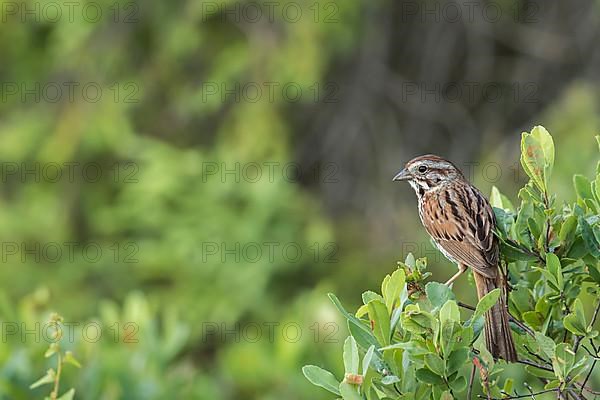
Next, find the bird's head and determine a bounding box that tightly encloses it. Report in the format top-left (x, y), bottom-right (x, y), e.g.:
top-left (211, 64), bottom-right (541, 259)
top-left (393, 154), bottom-right (465, 196)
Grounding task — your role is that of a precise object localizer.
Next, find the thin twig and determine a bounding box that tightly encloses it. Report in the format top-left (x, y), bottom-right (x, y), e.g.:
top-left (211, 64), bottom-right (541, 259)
top-left (510, 313), bottom-right (535, 337)
top-left (524, 344), bottom-right (551, 365)
top-left (576, 380), bottom-right (600, 395)
top-left (51, 352), bottom-right (62, 400)
top-left (504, 238), bottom-right (545, 263)
top-left (579, 340), bottom-right (600, 394)
top-left (517, 359), bottom-right (554, 372)
top-left (457, 302), bottom-right (534, 337)
top-left (468, 363), bottom-right (476, 400)
top-left (567, 388), bottom-right (587, 400)
top-left (480, 388), bottom-right (557, 399)
top-left (590, 298), bottom-right (600, 327)
top-left (581, 345), bottom-right (599, 360)
top-left (543, 192), bottom-right (551, 254)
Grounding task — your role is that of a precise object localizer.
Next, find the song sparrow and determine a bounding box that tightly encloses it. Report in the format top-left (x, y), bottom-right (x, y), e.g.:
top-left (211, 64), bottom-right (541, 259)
top-left (393, 155), bottom-right (517, 362)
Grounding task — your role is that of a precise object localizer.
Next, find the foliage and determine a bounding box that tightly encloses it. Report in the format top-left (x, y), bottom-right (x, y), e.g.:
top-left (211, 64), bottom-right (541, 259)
top-left (304, 126), bottom-right (600, 399)
top-left (0, 1), bottom-right (352, 398)
top-left (30, 313), bottom-right (80, 400)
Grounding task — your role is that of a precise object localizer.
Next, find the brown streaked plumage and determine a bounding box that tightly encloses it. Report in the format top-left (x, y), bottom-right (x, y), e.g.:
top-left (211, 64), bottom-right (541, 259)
top-left (393, 154), bottom-right (517, 362)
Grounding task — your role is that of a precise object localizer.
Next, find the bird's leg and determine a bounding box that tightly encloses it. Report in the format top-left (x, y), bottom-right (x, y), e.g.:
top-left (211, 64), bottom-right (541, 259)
top-left (445, 263), bottom-right (467, 286)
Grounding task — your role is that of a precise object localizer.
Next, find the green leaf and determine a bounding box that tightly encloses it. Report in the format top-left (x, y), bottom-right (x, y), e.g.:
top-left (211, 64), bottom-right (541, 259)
top-left (522, 311), bottom-right (544, 330)
top-left (63, 351), bottom-right (81, 368)
top-left (510, 286), bottom-right (532, 318)
top-left (589, 264), bottom-right (600, 284)
top-left (329, 293), bottom-right (375, 339)
top-left (302, 365), bottom-right (341, 395)
top-left (493, 207), bottom-right (512, 237)
top-left (381, 375), bottom-right (401, 385)
top-left (415, 368), bottom-right (444, 385)
top-left (503, 378), bottom-right (514, 395)
top-left (579, 216), bottom-right (600, 257)
top-left (594, 175), bottom-right (600, 204)
top-left (347, 320), bottom-right (379, 349)
top-left (440, 390), bottom-right (454, 400)
top-left (384, 269), bottom-right (405, 313)
top-left (527, 217), bottom-right (542, 240)
top-left (514, 201), bottom-right (535, 249)
top-left (545, 380), bottom-right (561, 390)
top-left (440, 300), bottom-right (460, 326)
top-left (362, 345), bottom-right (375, 376)
top-left (471, 289), bottom-right (500, 324)
top-left (563, 298), bottom-right (588, 336)
top-left (552, 343), bottom-right (575, 380)
top-left (490, 186), bottom-right (515, 211)
top-left (339, 382), bottom-right (362, 400)
top-left (570, 354), bottom-right (590, 379)
top-left (533, 266), bottom-right (560, 292)
top-left (426, 282), bottom-right (455, 312)
top-left (440, 321), bottom-right (461, 356)
top-left (424, 353), bottom-right (445, 376)
top-left (535, 332), bottom-right (556, 359)
top-left (559, 215), bottom-right (578, 243)
top-left (343, 336), bottom-right (359, 375)
top-left (526, 365), bottom-right (556, 379)
top-left (56, 389), bottom-right (75, 400)
top-left (362, 291), bottom-right (383, 305)
top-left (355, 304), bottom-right (369, 318)
top-left (44, 343), bottom-right (59, 358)
top-left (532, 125), bottom-right (554, 182)
top-left (381, 275), bottom-right (390, 302)
top-left (401, 304), bottom-right (435, 335)
top-left (564, 315), bottom-right (586, 336)
top-left (499, 240), bottom-right (538, 262)
top-left (574, 174), bottom-right (594, 201)
top-left (449, 376), bottom-right (467, 393)
top-left (30, 369), bottom-right (56, 389)
top-left (546, 253), bottom-right (564, 291)
top-left (368, 300), bottom-right (391, 346)
top-left (520, 126), bottom-right (554, 192)
top-left (447, 348), bottom-right (469, 376)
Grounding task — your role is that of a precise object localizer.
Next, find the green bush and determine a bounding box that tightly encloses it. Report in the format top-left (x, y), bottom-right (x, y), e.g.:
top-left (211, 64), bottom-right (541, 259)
top-left (303, 126), bottom-right (600, 399)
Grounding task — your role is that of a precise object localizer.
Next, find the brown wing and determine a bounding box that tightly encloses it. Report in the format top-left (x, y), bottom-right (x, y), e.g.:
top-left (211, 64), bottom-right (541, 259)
top-left (421, 182), bottom-right (498, 279)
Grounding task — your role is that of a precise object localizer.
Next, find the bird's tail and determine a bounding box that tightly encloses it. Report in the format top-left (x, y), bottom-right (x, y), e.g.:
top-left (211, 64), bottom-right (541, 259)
top-left (472, 272), bottom-right (518, 362)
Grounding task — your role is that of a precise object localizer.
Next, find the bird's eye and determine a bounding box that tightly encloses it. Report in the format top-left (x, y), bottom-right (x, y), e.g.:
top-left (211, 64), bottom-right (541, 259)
top-left (418, 165), bottom-right (428, 173)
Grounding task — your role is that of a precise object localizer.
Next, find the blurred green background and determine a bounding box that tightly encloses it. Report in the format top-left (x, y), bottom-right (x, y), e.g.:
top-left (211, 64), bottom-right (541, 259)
top-left (0, 0), bottom-right (600, 398)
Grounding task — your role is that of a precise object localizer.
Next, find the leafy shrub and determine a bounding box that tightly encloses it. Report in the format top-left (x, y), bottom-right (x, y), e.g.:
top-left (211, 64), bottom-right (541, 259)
top-left (30, 313), bottom-right (80, 400)
top-left (303, 126), bottom-right (600, 399)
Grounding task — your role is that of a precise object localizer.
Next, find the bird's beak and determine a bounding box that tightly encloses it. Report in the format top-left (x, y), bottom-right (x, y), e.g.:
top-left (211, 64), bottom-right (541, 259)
top-left (393, 168), bottom-right (411, 182)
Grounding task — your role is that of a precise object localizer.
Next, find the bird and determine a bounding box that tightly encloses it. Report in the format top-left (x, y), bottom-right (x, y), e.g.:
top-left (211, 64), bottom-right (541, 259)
top-left (393, 154), bottom-right (517, 362)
